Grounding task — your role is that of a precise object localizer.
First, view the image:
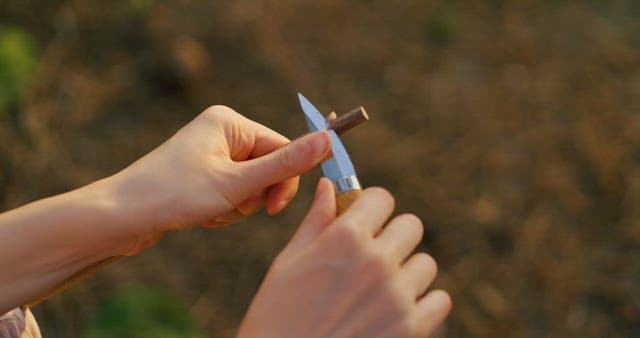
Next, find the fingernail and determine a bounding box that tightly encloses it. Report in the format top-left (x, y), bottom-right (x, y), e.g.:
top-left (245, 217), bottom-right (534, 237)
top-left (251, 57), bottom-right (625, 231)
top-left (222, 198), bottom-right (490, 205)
top-left (271, 199), bottom-right (290, 215)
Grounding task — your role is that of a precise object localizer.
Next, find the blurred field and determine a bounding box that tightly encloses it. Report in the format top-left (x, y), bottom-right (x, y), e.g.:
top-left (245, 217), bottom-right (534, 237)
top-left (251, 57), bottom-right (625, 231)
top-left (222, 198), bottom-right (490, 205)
top-left (1, 1), bottom-right (640, 337)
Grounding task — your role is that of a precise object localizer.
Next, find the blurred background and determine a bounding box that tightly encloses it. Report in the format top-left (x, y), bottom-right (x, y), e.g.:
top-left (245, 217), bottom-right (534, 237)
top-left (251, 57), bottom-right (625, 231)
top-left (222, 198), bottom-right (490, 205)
top-left (1, 0), bottom-right (639, 337)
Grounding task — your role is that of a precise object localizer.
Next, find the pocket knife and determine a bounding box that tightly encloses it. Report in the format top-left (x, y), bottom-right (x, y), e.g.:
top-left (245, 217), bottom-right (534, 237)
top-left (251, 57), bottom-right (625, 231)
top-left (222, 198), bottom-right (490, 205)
top-left (298, 93), bottom-right (366, 214)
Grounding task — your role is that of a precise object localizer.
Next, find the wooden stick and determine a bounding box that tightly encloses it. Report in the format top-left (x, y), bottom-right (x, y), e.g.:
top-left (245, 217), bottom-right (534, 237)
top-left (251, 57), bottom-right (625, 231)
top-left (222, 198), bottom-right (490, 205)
top-left (26, 105), bottom-right (371, 307)
top-left (327, 107), bottom-right (367, 213)
top-left (327, 106), bottom-right (369, 135)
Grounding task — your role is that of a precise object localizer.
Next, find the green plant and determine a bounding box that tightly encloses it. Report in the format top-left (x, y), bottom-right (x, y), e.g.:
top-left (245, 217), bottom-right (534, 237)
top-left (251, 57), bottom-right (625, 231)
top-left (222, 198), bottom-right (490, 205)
top-left (426, 7), bottom-right (456, 47)
top-left (86, 286), bottom-right (203, 338)
top-left (0, 26), bottom-right (38, 115)
top-left (129, 0), bottom-right (156, 16)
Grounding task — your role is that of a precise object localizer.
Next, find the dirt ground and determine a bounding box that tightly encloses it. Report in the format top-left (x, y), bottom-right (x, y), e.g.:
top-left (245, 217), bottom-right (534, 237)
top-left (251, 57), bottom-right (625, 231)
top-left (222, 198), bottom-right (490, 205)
top-left (1, 1), bottom-right (640, 337)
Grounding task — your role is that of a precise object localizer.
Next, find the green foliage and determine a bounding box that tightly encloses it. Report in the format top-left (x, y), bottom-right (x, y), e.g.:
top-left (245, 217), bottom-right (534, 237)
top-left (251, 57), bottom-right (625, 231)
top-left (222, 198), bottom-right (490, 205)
top-left (86, 286), bottom-right (203, 338)
top-left (129, 0), bottom-right (156, 16)
top-left (426, 7), bottom-right (455, 47)
top-left (0, 26), bottom-right (38, 114)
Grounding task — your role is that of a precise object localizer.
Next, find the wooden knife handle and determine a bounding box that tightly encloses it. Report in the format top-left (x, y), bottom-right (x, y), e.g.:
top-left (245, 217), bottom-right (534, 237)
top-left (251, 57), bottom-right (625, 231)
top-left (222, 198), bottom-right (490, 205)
top-left (336, 189), bottom-right (362, 215)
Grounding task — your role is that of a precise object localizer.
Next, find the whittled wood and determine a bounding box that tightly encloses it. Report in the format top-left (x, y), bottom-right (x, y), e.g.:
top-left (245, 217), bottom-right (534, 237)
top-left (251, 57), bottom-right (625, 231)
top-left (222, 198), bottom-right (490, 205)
top-left (23, 106), bottom-right (369, 308)
top-left (327, 107), bottom-right (369, 135)
top-left (336, 189), bottom-right (363, 215)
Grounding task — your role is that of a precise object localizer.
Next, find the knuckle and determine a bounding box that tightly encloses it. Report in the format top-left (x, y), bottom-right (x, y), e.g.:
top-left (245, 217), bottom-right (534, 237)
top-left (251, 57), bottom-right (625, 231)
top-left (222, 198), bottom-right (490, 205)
top-left (360, 248), bottom-right (394, 279)
top-left (396, 213), bottom-right (423, 227)
top-left (202, 105), bottom-right (236, 120)
top-left (278, 144), bottom-right (298, 171)
top-left (439, 290), bottom-right (453, 312)
top-left (364, 187), bottom-right (395, 209)
top-left (333, 221), bottom-right (364, 247)
top-left (396, 213), bottom-right (424, 237)
top-left (208, 104), bottom-right (235, 113)
top-left (414, 252), bottom-right (438, 275)
top-left (419, 290), bottom-right (452, 325)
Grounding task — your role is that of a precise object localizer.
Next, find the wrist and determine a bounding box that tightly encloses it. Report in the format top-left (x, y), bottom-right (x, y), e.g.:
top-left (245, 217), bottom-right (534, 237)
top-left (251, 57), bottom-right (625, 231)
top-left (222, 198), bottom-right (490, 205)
top-left (81, 172), bottom-right (165, 256)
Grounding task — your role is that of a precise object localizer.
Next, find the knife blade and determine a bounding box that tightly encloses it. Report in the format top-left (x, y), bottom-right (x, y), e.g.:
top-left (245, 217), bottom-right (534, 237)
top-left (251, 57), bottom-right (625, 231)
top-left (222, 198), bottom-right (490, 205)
top-left (298, 93), bottom-right (363, 214)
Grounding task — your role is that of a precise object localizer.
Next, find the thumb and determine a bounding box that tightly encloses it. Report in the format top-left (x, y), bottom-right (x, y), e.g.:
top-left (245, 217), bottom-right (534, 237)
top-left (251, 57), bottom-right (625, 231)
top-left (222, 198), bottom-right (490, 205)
top-left (237, 131), bottom-right (331, 195)
top-left (285, 178), bottom-right (336, 253)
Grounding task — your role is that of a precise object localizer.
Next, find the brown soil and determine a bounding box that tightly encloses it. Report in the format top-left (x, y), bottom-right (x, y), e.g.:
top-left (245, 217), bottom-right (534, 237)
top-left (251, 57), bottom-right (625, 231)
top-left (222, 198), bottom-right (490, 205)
top-left (1, 1), bottom-right (640, 337)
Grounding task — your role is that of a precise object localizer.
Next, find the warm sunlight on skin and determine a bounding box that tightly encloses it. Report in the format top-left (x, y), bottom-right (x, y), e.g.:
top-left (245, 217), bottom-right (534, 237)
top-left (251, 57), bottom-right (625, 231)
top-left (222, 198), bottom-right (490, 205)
top-left (238, 179), bottom-right (451, 338)
top-left (0, 106), bottom-right (450, 337)
top-left (0, 106), bottom-right (332, 313)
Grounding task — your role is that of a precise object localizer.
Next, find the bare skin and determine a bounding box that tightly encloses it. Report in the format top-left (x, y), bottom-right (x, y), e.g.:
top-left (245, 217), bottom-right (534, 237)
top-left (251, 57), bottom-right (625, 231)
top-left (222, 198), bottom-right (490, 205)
top-left (0, 105), bottom-right (451, 337)
top-left (238, 179), bottom-right (451, 338)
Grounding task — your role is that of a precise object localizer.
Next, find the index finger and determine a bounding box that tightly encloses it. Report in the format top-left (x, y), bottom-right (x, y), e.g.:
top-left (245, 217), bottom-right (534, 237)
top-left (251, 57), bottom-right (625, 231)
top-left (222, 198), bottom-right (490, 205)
top-left (332, 187), bottom-right (395, 236)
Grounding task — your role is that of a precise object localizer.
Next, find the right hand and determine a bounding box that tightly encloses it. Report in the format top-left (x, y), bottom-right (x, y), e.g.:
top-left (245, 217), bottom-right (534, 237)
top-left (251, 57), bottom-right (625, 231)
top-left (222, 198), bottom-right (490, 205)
top-left (237, 179), bottom-right (452, 338)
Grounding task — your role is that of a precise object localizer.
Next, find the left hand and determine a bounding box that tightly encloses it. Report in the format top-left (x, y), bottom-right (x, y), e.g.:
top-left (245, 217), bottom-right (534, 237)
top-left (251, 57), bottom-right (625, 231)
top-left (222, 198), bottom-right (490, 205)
top-left (106, 105), bottom-right (331, 254)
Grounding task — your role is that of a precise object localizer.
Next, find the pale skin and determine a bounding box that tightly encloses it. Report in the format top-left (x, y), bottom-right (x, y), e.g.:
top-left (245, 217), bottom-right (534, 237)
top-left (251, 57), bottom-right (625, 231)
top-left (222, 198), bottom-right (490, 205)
top-left (0, 105), bottom-right (451, 337)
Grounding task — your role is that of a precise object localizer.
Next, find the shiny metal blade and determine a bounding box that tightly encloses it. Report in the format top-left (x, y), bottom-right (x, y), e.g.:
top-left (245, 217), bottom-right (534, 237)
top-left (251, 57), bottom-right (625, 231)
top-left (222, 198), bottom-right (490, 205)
top-left (297, 93), bottom-right (358, 186)
top-left (298, 93), bottom-right (326, 131)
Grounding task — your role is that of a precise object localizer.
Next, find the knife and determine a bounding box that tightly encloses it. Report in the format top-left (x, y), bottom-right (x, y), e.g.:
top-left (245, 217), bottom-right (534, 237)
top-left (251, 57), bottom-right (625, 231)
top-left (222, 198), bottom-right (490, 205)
top-left (26, 95), bottom-right (365, 307)
top-left (298, 93), bottom-right (363, 214)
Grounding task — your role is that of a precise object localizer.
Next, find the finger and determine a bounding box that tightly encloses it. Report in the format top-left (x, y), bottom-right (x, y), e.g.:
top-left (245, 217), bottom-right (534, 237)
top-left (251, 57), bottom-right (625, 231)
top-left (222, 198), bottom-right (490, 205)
top-left (248, 121), bottom-right (291, 159)
top-left (374, 214), bottom-right (424, 263)
top-left (265, 176), bottom-right (300, 215)
top-left (250, 124), bottom-right (299, 215)
top-left (284, 178), bottom-right (336, 253)
top-left (203, 209), bottom-right (244, 227)
top-left (334, 187), bottom-right (394, 236)
top-left (236, 190), bottom-right (267, 216)
top-left (225, 116), bottom-right (290, 161)
top-left (399, 253), bottom-right (438, 300)
top-left (415, 290), bottom-right (452, 336)
top-left (237, 131), bottom-right (331, 196)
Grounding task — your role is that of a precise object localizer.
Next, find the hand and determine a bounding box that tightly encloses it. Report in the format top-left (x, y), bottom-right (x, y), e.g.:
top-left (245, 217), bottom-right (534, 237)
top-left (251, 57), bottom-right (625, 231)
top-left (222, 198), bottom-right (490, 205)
top-left (107, 105), bottom-right (331, 254)
top-left (237, 179), bottom-right (452, 338)
top-left (0, 105), bottom-right (333, 309)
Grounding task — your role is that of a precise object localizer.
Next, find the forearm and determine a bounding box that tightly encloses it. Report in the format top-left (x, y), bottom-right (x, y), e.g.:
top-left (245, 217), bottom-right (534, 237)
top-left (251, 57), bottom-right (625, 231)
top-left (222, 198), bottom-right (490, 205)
top-left (0, 176), bottom-right (147, 313)
top-left (0, 106), bottom-right (330, 314)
